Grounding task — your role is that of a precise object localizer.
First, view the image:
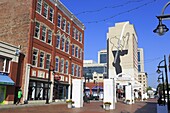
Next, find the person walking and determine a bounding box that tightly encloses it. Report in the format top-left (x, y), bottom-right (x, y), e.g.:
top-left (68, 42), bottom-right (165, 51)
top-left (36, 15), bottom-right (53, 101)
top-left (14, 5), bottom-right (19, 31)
top-left (16, 88), bottom-right (22, 105)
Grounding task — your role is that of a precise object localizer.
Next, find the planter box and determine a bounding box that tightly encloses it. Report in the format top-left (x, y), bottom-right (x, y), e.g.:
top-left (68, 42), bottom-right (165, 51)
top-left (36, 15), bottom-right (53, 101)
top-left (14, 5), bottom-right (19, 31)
top-left (67, 103), bottom-right (72, 108)
top-left (105, 104), bottom-right (110, 110)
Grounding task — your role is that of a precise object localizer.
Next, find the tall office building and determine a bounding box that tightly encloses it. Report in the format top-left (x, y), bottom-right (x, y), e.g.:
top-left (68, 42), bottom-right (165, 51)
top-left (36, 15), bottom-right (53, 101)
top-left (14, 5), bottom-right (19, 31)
top-left (98, 49), bottom-right (107, 64)
top-left (138, 48), bottom-right (148, 92)
top-left (107, 21), bottom-right (138, 80)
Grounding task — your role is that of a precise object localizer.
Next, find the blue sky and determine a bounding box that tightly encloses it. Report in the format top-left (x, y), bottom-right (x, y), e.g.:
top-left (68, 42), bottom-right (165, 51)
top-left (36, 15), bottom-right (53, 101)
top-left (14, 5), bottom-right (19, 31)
top-left (60, 0), bottom-right (170, 88)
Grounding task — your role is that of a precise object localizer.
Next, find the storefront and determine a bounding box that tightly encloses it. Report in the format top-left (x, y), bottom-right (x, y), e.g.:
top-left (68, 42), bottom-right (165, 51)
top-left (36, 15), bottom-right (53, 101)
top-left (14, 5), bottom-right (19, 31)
top-left (53, 81), bottom-right (69, 100)
top-left (28, 80), bottom-right (49, 101)
top-left (0, 73), bottom-right (15, 104)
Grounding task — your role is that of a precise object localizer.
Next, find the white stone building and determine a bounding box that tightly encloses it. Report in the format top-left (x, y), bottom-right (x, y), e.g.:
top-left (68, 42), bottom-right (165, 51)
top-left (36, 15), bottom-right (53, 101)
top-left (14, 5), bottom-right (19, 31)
top-left (107, 21), bottom-right (143, 103)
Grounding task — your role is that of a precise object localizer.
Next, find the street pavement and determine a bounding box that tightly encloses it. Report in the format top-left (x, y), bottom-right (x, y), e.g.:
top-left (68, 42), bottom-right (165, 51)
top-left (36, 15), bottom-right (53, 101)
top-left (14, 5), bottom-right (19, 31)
top-left (0, 99), bottom-right (157, 113)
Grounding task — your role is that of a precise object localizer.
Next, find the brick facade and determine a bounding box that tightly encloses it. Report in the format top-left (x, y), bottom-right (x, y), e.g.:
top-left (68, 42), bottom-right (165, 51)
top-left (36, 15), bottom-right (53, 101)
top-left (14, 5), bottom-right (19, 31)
top-left (0, 0), bottom-right (84, 103)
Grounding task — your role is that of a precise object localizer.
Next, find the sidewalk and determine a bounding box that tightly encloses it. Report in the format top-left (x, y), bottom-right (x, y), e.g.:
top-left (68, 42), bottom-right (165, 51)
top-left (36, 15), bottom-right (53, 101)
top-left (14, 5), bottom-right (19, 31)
top-left (0, 99), bottom-right (157, 113)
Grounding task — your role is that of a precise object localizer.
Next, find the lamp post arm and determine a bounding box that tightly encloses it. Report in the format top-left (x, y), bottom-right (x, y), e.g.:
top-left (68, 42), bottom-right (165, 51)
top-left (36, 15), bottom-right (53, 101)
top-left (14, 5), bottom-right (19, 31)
top-left (158, 60), bottom-right (165, 67)
top-left (161, 1), bottom-right (170, 15)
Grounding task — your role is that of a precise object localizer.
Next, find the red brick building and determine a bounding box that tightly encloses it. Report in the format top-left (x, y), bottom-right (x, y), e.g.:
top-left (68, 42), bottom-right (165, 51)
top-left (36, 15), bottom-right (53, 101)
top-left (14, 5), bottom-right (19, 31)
top-left (0, 0), bottom-right (85, 104)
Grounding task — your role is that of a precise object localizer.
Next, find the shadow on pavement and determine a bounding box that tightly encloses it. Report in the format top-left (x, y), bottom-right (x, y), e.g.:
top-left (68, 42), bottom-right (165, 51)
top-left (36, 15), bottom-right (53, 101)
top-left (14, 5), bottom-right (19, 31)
top-left (134, 101), bottom-right (157, 113)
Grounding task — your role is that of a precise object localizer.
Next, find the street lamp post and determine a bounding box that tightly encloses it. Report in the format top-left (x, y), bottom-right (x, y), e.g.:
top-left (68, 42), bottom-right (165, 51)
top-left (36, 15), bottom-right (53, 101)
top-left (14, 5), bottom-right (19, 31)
top-left (157, 55), bottom-right (170, 110)
top-left (153, 1), bottom-right (170, 35)
top-left (157, 71), bottom-right (165, 105)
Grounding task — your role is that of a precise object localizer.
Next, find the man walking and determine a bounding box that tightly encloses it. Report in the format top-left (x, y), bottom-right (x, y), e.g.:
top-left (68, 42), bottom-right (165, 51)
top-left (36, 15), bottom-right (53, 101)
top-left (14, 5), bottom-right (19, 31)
top-left (16, 88), bottom-right (22, 105)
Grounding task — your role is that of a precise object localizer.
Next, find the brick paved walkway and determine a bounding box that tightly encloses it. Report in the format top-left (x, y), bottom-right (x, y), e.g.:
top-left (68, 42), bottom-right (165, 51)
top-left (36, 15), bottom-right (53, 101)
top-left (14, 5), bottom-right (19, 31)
top-left (0, 99), bottom-right (157, 113)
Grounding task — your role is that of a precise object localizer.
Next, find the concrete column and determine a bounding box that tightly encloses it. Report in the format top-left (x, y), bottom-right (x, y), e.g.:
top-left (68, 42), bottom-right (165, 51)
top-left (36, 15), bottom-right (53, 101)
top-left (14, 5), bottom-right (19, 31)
top-left (125, 85), bottom-right (132, 104)
top-left (23, 64), bottom-right (31, 102)
top-left (72, 79), bottom-right (83, 108)
top-left (68, 74), bottom-right (71, 99)
top-left (103, 79), bottom-right (115, 109)
top-left (49, 72), bottom-right (54, 102)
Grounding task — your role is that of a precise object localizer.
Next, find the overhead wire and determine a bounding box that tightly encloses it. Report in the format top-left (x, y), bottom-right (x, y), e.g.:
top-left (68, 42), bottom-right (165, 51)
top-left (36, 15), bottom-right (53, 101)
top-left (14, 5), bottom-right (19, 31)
top-left (75, 0), bottom-right (143, 16)
top-left (80, 0), bottom-right (157, 24)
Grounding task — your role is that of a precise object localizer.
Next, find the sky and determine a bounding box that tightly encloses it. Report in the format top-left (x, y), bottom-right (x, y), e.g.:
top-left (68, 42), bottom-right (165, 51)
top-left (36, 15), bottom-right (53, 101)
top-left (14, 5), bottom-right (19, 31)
top-left (60, 0), bottom-right (170, 88)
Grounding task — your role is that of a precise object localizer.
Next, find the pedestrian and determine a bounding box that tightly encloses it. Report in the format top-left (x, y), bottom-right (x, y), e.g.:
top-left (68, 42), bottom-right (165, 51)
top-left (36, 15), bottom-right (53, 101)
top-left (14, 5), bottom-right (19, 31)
top-left (16, 88), bottom-right (22, 105)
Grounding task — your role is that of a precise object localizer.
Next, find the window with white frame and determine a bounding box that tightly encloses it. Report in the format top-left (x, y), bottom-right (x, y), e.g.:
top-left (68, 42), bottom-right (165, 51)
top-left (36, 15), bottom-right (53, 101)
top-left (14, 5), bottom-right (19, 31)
top-left (79, 49), bottom-right (82, 59)
top-left (79, 32), bottom-right (82, 43)
top-left (78, 66), bottom-right (81, 77)
top-left (47, 30), bottom-right (52, 45)
top-left (61, 36), bottom-right (65, 51)
top-left (57, 14), bottom-right (61, 27)
top-left (71, 63), bottom-right (74, 75)
top-left (34, 22), bottom-right (40, 38)
top-left (36, 0), bottom-right (42, 14)
top-left (56, 35), bottom-right (60, 49)
top-left (75, 65), bottom-right (78, 76)
top-left (67, 22), bottom-right (70, 34)
top-left (65, 39), bottom-right (69, 53)
top-left (62, 18), bottom-right (66, 31)
top-left (72, 27), bottom-right (76, 38)
top-left (32, 49), bottom-right (38, 66)
top-left (43, 2), bottom-right (48, 18)
top-left (42, 26), bottom-right (46, 42)
top-left (72, 44), bottom-right (75, 56)
top-left (46, 54), bottom-right (51, 69)
top-left (76, 30), bottom-right (79, 40)
top-left (60, 59), bottom-right (64, 73)
top-left (55, 57), bottom-right (59, 72)
top-left (40, 51), bottom-right (45, 68)
top-left (75, 46), bottom-right (78, 58)
top-left (49, 7), bottom-right (54, 22)
top-left (0, 56), bottom-right (11, 73)
top-left (65, 60), bottom-right (69, 74)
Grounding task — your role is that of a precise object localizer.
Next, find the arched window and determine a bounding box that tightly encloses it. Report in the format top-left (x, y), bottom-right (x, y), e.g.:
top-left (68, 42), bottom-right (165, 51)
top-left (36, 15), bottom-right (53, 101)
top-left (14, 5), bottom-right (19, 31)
top-left (65, 38), bottom-right (70, 53)
top-left (61, 35), bottom-right (65, 51)
top-left (56, 34), bottom-right (60, 49)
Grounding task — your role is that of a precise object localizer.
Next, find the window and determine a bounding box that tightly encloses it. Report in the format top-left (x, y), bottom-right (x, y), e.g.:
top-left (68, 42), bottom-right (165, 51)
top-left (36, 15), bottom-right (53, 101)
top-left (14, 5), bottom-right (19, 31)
top-left (79, 49), bottom-right (82, 59)
top-left (79, 32), bottom-right (82, 43)
top-left (40, 52), bottom-right (44, 68)
top-left (46, 54), bottom-right (51, 69)
top-left (67, 22), bottom-right (70, 34)
top-left (32, 49), bottom-right (38, 66)
top-left (78, 66), bottom-right (80, 77)
top-left (72, 45), bottom-right (75, 56)
top-left (72, 27), bottom-right (76, 38)
top-left (49, 7), bottom-right (54, 22)
top-left (42, 26), bottom-right (46, 42)
top-left (43, 2), bottom-right (48, 18)
top-left (47, 30), bottom-right (52, 45)
top-left (65, 40), bottom-right (69, 53)
top-left (75, 65), bottom-right (78, 76)
top-left (57, 14), bottom-right (61, 27)
top-left (76, 30), bottom-right (79, 40)
top-left (0, 57), bottom-right (11, 73)
top-left (138, 52), bottom-right (140, 62)
top-left (60, 59), bottom-right (64, 73)
top-left (61, 36), bottom-right (65, 51)
top-left (65, 60), bottom-right (69, 74)
top-left (71, 63), bottom-right (74, 75)
top-left (55, 57), bottom-right (59, 72)
top-left (34, 22), bottom-right (40, 38)
top-left (62, 19), bottom-right (66, 31)
top-left (75, 46), bottom-right (78, 57)
top-left (138, 65), bottom-right (141, 72)
top-left (36, 0), bottom-right (42, 14)
top-left (56, 35), bottom-right (60, 49)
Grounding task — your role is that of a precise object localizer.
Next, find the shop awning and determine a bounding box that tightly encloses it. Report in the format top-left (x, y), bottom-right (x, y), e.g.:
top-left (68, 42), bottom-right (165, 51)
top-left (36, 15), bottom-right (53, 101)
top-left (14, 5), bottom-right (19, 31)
top-left (0, 73), bottom-right (15, 85)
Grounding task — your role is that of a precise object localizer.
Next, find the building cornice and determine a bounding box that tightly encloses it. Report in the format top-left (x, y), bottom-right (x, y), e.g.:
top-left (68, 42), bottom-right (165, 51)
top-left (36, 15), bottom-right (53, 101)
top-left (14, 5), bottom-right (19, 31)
top-left (50, 0), bottom-right (85, 30)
